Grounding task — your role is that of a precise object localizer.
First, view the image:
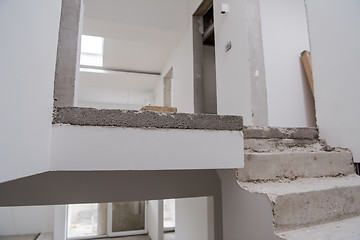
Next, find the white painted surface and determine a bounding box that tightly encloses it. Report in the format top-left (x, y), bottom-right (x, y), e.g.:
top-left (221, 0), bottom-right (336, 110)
top-left (305, 0), bottom-right (360, 162)
top-left (0, 0), bottom-right (61, 182)
top-left (260, 0), bottom-right (315, 127)
top-left (148, 200), bottom-right (164, 240)
top-left (176, 197), bottom-right (213, 240)
top-left (217, 170), bottom-right (281, 240)
top-left (155, 0), bottom-right (207, 113)
top-left (0, 206), bottom-right (54, 236)
top-left (213, 0), bottom-right (252, 124)
top-left (53, 206), bottom-right (67, 240)
top-left (50, 125), bottom-right (244, 171)
top-left (82, 0), bottom-right (187, 74)
top-left (77, 69), bottom-right (160, 110)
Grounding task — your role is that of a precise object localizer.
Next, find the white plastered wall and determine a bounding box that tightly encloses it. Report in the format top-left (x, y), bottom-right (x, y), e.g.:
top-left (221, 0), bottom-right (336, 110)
top-left (148, 200), bottom-right (164, 240)
top-left (0, 206), bottom-right (55, 236)
top-left (213, 0), bottom-right (252, 124)
top-left (259, 0), bottom-right (315, 127)
top-left (175, 197), bottom-right (214, 240)
top-left (217, 170), bottom-right (281, 240)
top-left (305, 0), bottom-right (360, 162)
top-left (0, 0), bottom-right (61, 183)
top-left (50, 125), bottom-right (244, 171)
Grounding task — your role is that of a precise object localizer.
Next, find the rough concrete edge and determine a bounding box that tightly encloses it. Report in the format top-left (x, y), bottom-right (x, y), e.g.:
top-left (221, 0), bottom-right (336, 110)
top-left (53, 0), bottom-right (81, 107)
top-left (243, 126), bottom-right (319, 139)
top-left (52, 107), bottom-right (243, 131)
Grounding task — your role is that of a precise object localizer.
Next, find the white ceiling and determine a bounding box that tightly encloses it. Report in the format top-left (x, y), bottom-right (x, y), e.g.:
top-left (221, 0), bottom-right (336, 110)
top-left (82, 0), bottom-right (188, 73)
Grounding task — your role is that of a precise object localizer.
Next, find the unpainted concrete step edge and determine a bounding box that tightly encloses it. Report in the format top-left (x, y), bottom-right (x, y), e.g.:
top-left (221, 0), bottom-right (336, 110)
top-left (239, 175), bottom-right (360, 232)
top-left (243, 127), bottom-right (318, 140)
top-left (244, 138), bottom-right (321, 153)
top-left (238, 150), bottom-right (354, 181)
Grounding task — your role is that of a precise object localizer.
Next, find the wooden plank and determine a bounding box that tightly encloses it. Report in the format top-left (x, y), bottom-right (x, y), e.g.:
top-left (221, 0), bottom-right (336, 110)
top-left (301, 50), bottom-right (314, 96)
top-left (140, 106), bottom-right (178, 113)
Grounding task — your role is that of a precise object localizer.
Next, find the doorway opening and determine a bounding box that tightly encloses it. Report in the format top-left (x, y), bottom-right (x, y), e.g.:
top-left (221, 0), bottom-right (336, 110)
top-left (193, 0), bottom-right (218, 114)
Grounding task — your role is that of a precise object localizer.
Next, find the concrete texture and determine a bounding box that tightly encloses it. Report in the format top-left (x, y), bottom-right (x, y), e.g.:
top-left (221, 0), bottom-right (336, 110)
top-left (240, 175), bottom-right (360, 232)
top-left (244, 138), bottom-right (319, 152)
top-left (243, 126), bottom-right (318, 139)
top-left (53, 107), bottom-right (243, 131)
top-left (277, 215), bottom-right (360, 240)
top-left (245, 0), bottom-right (269, 126)
top-left (238, 150), bottom-right (354, 181)
top-left (236, 127), bottom-right (360, 237)
top-left (53, 0), bottom-right (82, 107)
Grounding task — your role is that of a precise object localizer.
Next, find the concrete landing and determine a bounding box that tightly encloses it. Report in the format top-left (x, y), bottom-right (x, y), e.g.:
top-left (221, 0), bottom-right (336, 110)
top-left (277, 216), bottom-right (360, 240)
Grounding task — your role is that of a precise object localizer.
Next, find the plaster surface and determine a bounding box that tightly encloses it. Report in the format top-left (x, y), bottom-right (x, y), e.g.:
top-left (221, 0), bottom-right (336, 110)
top-left (50, 125), bottom-right (244, 171)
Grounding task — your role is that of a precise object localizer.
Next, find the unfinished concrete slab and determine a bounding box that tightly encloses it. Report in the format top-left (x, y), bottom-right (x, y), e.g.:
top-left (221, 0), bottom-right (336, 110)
top-left (53, 107), bottom-right (243, 131)
top-left (277, 216), bottom-right (360, 240)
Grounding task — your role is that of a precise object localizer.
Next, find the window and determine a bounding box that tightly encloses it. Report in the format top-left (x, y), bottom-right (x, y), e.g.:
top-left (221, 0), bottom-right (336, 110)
top-left (67, 201), bottom-right (147, 239)
top-left (80, 35), bottom-right (104, 67)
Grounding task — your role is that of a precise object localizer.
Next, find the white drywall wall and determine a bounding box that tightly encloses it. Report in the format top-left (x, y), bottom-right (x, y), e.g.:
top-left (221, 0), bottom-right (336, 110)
top-left (156, 0), bottom-right (205, 113)
top-left (50, 125), bottom-right (244, 171)
top-left (77, 69), bottom-right (160, 110)
top-left (0, 206), bottom-right (54, 236)
top-left (217, 170), bottom-right (281, 240)
top-left (176, 197), bottom-right (213, 240)
top-left (53, 205), bottom-right (66, 240)
top-left (305, 0), bottom-right (360, 162)
top-left (148, 200), bottom-right (164, 240)
top-left (260, 0), bottom-right (316, 127)
top-left (0, 0), bottom-right (61, 182)
top-left (159, 31), bottom-right (196, 113)
top-left (213, 0), bottom-right (252, 124)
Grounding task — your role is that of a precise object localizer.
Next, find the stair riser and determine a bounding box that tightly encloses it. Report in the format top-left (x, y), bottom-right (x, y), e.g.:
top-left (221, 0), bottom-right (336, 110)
top-left (244, 139), bottom-right (319, 153)
top-left (238, 151), bottom-right (354, 181)
top-left (272, 185), bottom-right (360, 232)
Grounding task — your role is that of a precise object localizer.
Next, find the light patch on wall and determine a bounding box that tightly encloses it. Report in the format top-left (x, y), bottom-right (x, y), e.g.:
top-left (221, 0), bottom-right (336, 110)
top-left (80, 35), bottom-right (104, 67)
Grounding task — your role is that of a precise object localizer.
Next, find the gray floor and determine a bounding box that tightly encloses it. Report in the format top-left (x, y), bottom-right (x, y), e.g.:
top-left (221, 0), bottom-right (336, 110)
top-left (0, 232), bottom-right (175, 240)
top-left (98, 232), bottom-right (175, 240)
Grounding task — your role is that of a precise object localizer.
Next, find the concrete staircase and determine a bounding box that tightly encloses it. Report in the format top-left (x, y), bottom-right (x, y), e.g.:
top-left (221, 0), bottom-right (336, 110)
top-left (238, 127), bottom-right (360, 239)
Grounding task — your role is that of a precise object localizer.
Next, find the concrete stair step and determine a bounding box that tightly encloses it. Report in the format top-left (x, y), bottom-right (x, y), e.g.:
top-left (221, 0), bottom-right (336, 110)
top-left (277, 215), bottom-right (360, 240)
top-left (237, 150), bottom-right (354, 181)
top-left (244, 138), bottom-right (321, 153)
top-left (239, 174), bottom-right (360, 232)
